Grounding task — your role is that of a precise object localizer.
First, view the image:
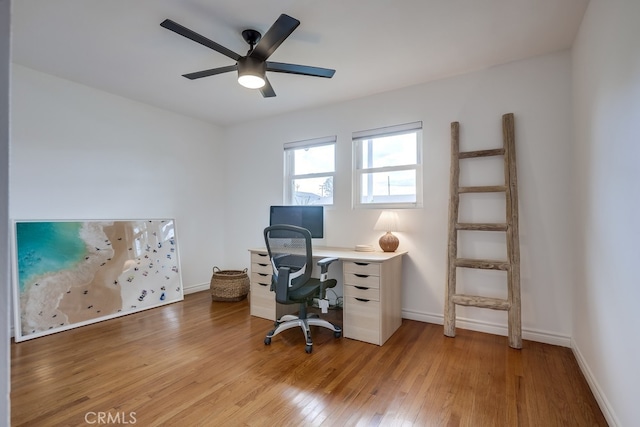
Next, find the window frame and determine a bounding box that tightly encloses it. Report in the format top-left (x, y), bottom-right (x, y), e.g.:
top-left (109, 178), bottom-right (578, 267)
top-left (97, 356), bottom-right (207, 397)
top-left (283, 135), bottom-right (336, 206)
top-left (352, 122), bottom-right (423, 209)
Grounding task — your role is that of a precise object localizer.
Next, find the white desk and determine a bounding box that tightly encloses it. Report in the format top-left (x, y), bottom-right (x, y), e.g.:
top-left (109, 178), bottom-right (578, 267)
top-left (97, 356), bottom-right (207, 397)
top-left (248, 246), bottom-right (407, 346)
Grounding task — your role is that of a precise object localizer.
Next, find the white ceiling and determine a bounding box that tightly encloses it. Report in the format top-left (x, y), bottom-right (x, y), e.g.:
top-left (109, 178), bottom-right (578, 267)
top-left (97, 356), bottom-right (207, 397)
top-left (11, 0), bottom-right (589, 127)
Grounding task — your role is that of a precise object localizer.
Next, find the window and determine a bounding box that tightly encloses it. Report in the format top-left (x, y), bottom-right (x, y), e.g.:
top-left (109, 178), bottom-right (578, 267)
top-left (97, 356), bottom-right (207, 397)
top-left (353, 122), bottom-right (422, 208)
top-left (284, 136), bottom-right (336, 205)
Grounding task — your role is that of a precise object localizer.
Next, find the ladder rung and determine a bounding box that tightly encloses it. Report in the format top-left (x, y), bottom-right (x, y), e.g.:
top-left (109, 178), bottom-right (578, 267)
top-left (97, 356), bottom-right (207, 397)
top-left (451, 294), bottom-right (510, 310)
top-left (459, 185), bottom-right (507, 193)
top-left (456, 223), bottom-right (508, 231)
top-left (455, 258), bottom-right (510, 271)
top-left (458, 148), bottom-right (505, 159)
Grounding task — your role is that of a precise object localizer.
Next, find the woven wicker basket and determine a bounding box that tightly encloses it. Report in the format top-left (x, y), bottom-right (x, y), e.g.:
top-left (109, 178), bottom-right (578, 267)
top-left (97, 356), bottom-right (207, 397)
top-left (210, 266), bottom-right (250, 302)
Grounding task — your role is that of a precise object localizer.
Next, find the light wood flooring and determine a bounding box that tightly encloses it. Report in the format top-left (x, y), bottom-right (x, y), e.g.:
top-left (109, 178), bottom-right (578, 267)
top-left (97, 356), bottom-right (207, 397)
top-left (11, 291), bottom-right (607, 426)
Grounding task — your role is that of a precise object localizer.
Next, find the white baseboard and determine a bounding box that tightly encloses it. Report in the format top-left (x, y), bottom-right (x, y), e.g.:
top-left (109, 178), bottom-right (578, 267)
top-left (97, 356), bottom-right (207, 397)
top-left (401, 309), bottom-right (443, 326)
top-left (401, 309), bottom-right (571, 347)
top-left (184, 282), bottom-right (209, 295)
top-left (571, 339), bottom-right (619, 427)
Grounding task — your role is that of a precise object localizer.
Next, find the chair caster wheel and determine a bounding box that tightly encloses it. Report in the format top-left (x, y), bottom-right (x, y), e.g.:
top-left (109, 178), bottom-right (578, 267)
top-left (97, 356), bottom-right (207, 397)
top-left (305, 344), bottom-right (312, 354)
top-left (264, 337), bottom-right (271, 345)
top-left (334, 331), bottom-right (342, 338)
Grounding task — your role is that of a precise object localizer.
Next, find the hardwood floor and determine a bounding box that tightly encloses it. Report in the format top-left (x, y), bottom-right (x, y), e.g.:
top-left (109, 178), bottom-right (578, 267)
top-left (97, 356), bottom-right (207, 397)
top-left (11, 291), bottom-right (606, 426)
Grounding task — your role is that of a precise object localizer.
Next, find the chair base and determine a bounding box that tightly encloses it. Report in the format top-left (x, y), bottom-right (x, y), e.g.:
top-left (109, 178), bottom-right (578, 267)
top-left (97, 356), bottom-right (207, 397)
top-left (264, 313), bottom-right (342, 353)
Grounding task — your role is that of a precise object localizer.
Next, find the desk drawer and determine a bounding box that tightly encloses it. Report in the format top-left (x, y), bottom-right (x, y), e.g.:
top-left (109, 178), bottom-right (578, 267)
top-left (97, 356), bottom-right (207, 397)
top-left (250, 279), bottom-right (274, 319)
top-left (344, 283), bottom-right (380, 302)
top-left (250, 278), bottom-right (298, 321)
top-left (251, 271), bottom-right (272, 286)
top-left (251, 252), bottom-right (270, 264)
top-left (344, 272), bottom-right (380, 289)
top-left (344, 261), bottom-right (380, 277)
top-left (250, 279), bottom-right (272, 295)
top-left (251, 262), bottom-right (272, 275)
top-left (343, 295), bottom-right (380, 345)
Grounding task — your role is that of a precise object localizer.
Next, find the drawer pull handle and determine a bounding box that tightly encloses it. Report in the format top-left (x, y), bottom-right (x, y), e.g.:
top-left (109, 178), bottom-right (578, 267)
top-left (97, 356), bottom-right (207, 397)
top-left (355, 274), bottom-right (369, 278)
top-left (258, 263), bottom-right (268, 267)
top-left (355, 297), bottom-right (370, 302)
top-left (355, 286), bottom-right (369, 290)
top-left (258, 282), bottom-right (269, 287)
top-left (258, 273), bottom-right (268, 277)
top-left (355, 262), bottom-right (369, 266)
top-left (257, 253), bottom-right (268, 257)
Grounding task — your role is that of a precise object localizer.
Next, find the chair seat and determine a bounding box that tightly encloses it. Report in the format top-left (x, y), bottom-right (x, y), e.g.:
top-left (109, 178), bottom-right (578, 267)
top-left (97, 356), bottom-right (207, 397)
top-left (283, 278), bottom-right (337, 302)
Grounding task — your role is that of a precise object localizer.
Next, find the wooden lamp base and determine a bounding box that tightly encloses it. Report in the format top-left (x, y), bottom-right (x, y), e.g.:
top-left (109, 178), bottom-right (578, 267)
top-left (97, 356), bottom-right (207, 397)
top-left (378, 232), bottom-right (399, 252)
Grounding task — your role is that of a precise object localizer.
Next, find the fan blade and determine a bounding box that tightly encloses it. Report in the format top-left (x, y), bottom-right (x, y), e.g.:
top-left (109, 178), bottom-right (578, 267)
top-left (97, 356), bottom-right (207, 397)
top-left (161, 19), bottom-right (241, 61)
top-left (260, 77), bottom-right (276, 98)
top-left (250, 14), bottom-right (300, 61)
top-left (183, 65), bottom-right (238, 80)
top-left (266, 61), bottom-right (335, 78)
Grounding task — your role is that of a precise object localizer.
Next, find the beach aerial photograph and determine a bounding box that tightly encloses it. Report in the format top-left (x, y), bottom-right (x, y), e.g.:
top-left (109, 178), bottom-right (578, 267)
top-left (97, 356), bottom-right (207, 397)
top-left (13, 219), bottom-right (183, 341)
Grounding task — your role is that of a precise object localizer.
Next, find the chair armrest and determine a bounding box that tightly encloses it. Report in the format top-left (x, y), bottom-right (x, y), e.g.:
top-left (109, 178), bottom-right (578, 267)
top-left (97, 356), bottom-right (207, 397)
top-left (317, 257), bottom-right (339, 272)
top-left (274, 266), bottom-right (290, 303)
top-left (317, 257), bottom-right (338, 287)
top-left (317, 257), bottom-right (339, 265)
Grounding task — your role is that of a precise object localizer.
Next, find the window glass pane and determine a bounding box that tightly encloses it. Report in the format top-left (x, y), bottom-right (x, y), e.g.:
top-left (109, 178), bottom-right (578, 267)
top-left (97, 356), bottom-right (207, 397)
top-left (293, 144), bottom-right (335, 175)
top-left (353, 123), bottom-right (422, 208)
top-left (360, 170), bottom-right (416, 204)
top-left (362, 133), bottom-right (416, 169)
top-left (292, 176), bottom-right (333, 205)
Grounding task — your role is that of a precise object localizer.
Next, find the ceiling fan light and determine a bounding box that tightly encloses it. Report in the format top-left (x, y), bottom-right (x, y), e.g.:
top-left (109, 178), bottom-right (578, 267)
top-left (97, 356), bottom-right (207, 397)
top-left (237, 57), bottom-right (266, 89)
top-left (238, 74), bottom-right (265, 89)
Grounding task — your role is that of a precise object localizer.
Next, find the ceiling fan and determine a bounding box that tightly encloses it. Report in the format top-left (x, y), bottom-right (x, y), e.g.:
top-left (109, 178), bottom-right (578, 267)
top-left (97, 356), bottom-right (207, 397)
top-left (160, 14), bottom-right (336, 98)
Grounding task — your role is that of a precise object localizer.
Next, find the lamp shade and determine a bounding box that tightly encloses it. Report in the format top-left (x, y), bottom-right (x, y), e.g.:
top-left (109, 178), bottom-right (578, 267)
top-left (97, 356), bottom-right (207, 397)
top-left (374, 211), bottom-right (399, 232)
top-left (237, 57), bottom-right (266, 89)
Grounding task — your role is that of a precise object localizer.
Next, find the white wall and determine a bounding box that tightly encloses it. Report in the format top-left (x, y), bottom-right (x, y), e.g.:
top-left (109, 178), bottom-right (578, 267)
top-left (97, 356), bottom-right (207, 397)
top-left (571, 0), bottom-right (640, 425)
top-left (223, 50), bottom-right (575, 345)
top-left (1, 0), bottom-right (11, 423)
top-left (10, 65), bottom-right (227, 291)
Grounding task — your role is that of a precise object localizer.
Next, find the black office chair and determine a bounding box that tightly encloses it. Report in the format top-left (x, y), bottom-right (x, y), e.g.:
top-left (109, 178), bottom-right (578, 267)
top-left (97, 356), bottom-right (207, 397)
top-left (263, 225), bottom-right (342, 353)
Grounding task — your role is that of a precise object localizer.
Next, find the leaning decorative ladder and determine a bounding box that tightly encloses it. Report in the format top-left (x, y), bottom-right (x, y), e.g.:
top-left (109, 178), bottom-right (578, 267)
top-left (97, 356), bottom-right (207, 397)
top-left (444, 113), bottom-right (522, 349)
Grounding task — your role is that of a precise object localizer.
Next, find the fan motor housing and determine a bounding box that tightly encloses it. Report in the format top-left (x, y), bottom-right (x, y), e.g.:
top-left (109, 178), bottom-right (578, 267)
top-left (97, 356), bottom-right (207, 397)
top-left (238, 56), bottom-right (266, 75)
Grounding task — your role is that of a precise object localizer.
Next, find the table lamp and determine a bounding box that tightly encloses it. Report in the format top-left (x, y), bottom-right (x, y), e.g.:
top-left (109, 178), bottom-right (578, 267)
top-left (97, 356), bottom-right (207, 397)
top-left (374, 211), bottom-right (400, 252)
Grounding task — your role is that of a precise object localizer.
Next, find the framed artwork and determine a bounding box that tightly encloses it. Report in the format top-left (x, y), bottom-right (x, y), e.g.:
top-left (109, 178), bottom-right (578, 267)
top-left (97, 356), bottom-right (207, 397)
top-left (12, 219), bottom-right (184, 342)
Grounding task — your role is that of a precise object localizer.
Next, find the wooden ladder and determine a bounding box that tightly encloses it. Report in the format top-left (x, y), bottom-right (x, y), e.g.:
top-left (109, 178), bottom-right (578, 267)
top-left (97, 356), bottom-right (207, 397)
top-left (444, 113), bottom-right (522, 349)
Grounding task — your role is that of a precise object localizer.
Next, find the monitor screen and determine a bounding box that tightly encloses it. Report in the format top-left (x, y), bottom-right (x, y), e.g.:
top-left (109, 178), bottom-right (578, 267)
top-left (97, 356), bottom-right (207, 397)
top-left (269, 205), bottom-right (324, 238)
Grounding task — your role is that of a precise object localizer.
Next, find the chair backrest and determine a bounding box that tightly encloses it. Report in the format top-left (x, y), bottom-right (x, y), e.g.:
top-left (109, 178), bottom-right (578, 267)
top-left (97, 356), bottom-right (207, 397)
top-left (264, 225), bottom-right (313, 302)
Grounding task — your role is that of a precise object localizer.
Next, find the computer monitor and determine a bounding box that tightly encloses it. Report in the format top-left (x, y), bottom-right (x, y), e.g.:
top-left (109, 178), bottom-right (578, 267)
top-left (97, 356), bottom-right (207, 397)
top-left (269, 205), bottom-right (324, 238)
